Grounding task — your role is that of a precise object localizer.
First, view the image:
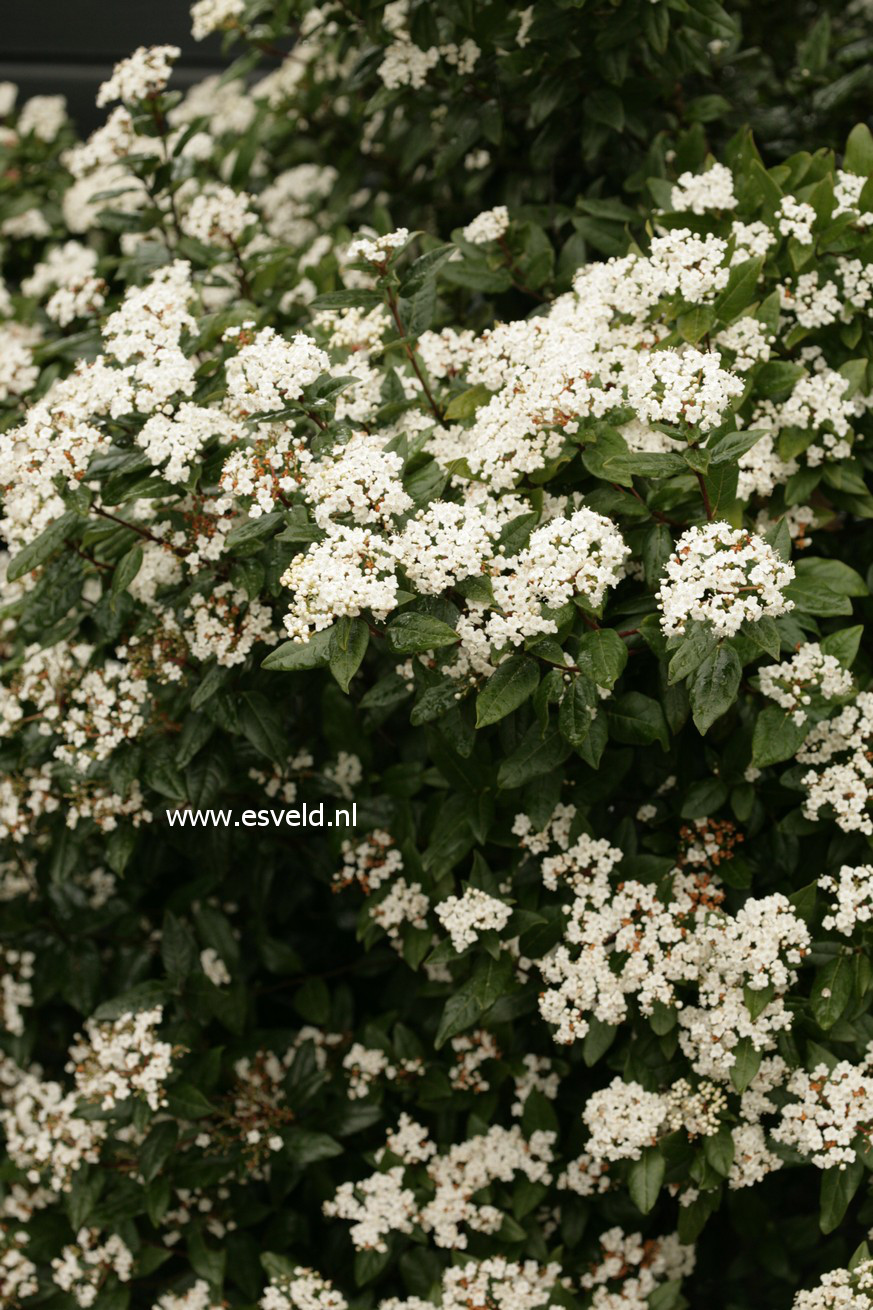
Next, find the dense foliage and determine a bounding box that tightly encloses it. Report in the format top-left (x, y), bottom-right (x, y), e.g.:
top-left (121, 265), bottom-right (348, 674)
top-left (4, 6), bottom-right (873, 1310)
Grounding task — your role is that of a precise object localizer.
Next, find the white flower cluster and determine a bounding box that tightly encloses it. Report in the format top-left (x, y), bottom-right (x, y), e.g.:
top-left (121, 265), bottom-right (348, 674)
top-left (51, 1228), bottom-right (133, 1307)
top-left (758, 642), bottom-right (853, 725)
top-left (322, 1167), bottom-right (417, 1252)
top-left (583, 1078), bottom-right (666, 1163)
top-left (774, 1060), bottom-right (873, 1169)
top-left (260, 1269), bottom-right (348, 1310)
top-left (21, 241), bottom-right (106, 326)
top-left (65, 1006), bottom-right (173, 1111)
top-left (435, 887), bottom-right (512, 952)
top-left (669, 162), bottom-right (737, 214)
top-left (281, 525), bottom-right (399, 640)
top-left (334, 831), bottom-right (403, 893)
top-left (0, 1061), bottom-right (109, 1192)
top-left (326, 1120), bottom-right (555, 1252)
top-left (370, 878), bottom-right (430, 939)
top-left (200, 948), bottom-right (230, 986)
top-left (449, 1030), bottom-right (501, 1093)
top-left (185, 585), bottom-right (277, 667)
top-left (580, 1227), bottom-right (695, 1310)
top-left (0, 1226), bottom-right (38, 1303)
top-left (155, 1279), bottom-right (226, 1310)
top-left (224, 326), bottom-right (329, 414)
top-left (798, 692), bottom-right (873, 834)
top-left (181, 184), bottom-right (257, 249)
top-left (346, 229), bottom-right (410, 265)
top-left (777, 195), bottom-right (816, 244)
top-left (657, 522), bottom-right (795, 639)
top-left (627, 345), bottom-right (744, 431)
top-left (820, 865), bottom-right (873, 936)
top-left (538, 826), bottom-right (809, 1079)
top-left (0, 949), bottom-right (34, 1037)
top-left (378, 34), bottom-right (479, 90)
top-left (190, 0), bottom-right (245, 40)
top-left (137, 404), bottom-right (235, 484)
top-left (341, 1043), bottom-right (422, 1099)
top-left (53, 659), bottom-right (150, 770)
top-left (511, 1054), bottom-right (560, 1116)
top-left (441, 1257), bottom-right (563, 1310)
top-left (664, 1078), bottom-right (727, 1138)
top-left (793, 1260), bottom-right (873, 1309)
top-left (97, 45), bottom-right (180, 106)
top-left (462, 206), bottom-right (510, 244)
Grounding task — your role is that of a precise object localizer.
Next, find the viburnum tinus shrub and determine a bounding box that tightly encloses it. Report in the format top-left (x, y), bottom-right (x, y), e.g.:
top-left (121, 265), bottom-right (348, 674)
top-left (7, 22), bottom-right (873, 1310)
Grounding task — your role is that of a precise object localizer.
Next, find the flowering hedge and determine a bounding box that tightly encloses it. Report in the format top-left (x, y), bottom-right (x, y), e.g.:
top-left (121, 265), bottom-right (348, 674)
top-left (3, 6), bottom-right (873, 1310)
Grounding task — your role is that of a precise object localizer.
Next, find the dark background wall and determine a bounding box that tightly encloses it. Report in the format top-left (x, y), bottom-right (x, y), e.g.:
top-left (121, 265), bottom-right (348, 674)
top-left (2, 1), bottom-right (226, 132)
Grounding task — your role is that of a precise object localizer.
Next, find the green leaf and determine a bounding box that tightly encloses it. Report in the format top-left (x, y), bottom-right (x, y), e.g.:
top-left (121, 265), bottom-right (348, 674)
top-left (329, 617), bottom-right (369, 693)
top-left (558, 675), bottom-right (598, 748)
top-left (845, 123), bottom-right (873, 175)
top-left (140, 1121), bottom-right (179, 1183)
top-left (794, 557), bottom-right (867, 597)
top-left (752, 705), bottom-right (807, 767)
top-left (262, 628), bottom-right (334, 670)
top-left (730, 1036), bottom-right (762, 1093)
top-left (755, 361), bottom-right (806, 400)
top-left (93, 981), bottom-right (168, 1020)
top-left (714, 258), bottom-right (765, 324)
top-left (680, 778), bottom-right (728, 818)
top-left (7, 510), bottom-right (81, 581)
top-left (239, 691), bottom-right (286, 763)
top-left (434, 955), bottom-right (512, 1047)
top-left (476, 656), bottom-right (539, 727)
top-left (442, 260), bottom-right (513, 293)
top-left (311, 290), bottom-right (384, 310)
top-left (166, 1083), bottom-right (218, 1120)
top-left (703, 1128), bottom-right (735, 1177)
top-left (689, 646), bottom-right (741, 734)
top-left (820, 626), bottom-right (863, 668)
top-left (668, 622), bottom-right (717, 685)
top-left (187, 1226), bottom-right (226, 1290)
top-left (677, 305), bottom-right (716, 344)
top-left (784, 578), bottom-right (853, 617)
top-left (576, 628), bottom-right (629, 688)
top-left (284, 1128), bottom-right (344, 1165)
top-left (224, 511), bottom-right (284, 551)
top-left (497, 723), bottom-right (572, 788)
top-left (161, 911), bottom-right (197, 985)
top-left (820, 1157), bottom-right (864, 1234)
top-left (744, 614), bottom-right (781, 660)
top-left (628, 1147), bottom-right (664, 1214)
top-left (789, 881), bottom-right (818, 923)
top-left (811, 955), bottom-right (852, 1030)
top-left (583, 1017), bottom-right (617, 1066)
top-left (708, 428), bottom-right (767, 466)
top-left (65, 1170), bottom-right (103, 1231)
top-left (110, 544), bottom-right (143, 602)
top-left (607, 692), bottom-right (669, 750)
top-left (444, 384), bottom-right (493, 420)
top-left (743, 982), bottom-right (774, 1020)
top-left (191, 662), bottom-right (229, 709)
top-left (702, 460), bottom-right (739, 518)
top-left (764, 516), bottom-right (793, 562)
top-left (643, 524), bottom-right (674, 588)
top-left (386, 613), bottom-right (460, 654)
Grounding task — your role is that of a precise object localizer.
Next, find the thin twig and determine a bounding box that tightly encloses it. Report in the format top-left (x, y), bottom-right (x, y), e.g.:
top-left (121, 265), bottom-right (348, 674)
top-left (385, 287), bottom-right (445, 426)
top-left (696, 471), bottom-right (714, 521)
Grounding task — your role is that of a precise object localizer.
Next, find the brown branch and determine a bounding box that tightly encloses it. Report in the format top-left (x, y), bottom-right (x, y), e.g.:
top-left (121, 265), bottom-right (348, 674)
top-left (497, 235), bottom-right (549, 303)
top-left (385, 286), bottom-right (445, 426)
top-left (92, 505), bottom-right (185, 557)
top-left (696, 471), bottom-right (714, 521)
